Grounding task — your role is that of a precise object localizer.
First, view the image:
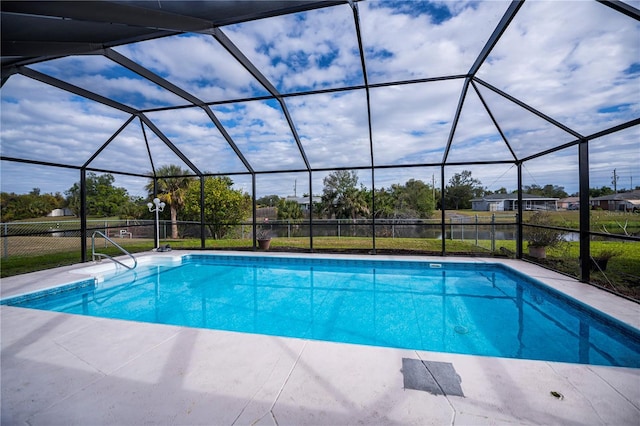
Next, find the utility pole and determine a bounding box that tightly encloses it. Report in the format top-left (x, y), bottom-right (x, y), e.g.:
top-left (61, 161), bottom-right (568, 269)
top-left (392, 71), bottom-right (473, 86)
top-left (612, 169), bottom-right (618, 193)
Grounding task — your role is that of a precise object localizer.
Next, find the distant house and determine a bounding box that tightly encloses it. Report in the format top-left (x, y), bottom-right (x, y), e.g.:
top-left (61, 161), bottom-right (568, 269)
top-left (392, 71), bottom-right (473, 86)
top-left (558, 197), bottom-right (580, 210)
top-left (47, 208), bottom-right (75, 217)
top-left (285, 196), bottom-right (322, 212)
top-left (590, 190), bottom-right (640, 212)
top-left (471, 194), bottom-right (558, 212)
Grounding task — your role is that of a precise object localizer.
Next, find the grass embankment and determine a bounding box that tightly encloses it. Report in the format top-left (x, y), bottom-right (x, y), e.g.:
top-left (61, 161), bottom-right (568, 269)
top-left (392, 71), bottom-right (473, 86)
top-left (178, 236), bottom-right (640, 298)
top-left (4, 235), bottom-right (637, 281)
top-left (0, 238), bottom-right (155, 277)
top-left (1, 251), bottom-right (84, 277)
top-left (0, 236), bottom-right (480, 277)
top-left (451, 209), bottom-right (640, 235)
top-left (534, 241), bottom-right (639, 298)
top-left (2, 210), bottom-right (638, 299)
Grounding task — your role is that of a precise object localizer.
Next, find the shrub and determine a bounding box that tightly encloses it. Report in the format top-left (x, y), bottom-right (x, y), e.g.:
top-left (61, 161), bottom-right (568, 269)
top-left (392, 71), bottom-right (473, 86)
top-left (526, 212), bottom-right (566, 248)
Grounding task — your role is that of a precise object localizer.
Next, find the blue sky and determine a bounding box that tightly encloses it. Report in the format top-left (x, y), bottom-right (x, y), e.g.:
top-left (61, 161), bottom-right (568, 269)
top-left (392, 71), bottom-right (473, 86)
top-left (1, 0), bottom-right (638, 199)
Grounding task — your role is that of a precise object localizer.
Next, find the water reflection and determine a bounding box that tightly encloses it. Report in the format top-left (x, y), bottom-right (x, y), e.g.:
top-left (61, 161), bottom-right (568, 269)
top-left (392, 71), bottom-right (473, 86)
top-left (11, 259), bottom-right (639, 368)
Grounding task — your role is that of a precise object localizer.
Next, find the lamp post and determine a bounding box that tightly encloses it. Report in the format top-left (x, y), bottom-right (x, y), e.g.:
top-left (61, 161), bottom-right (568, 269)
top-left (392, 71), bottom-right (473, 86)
top-left (147, 197), bottom-right (165, 250)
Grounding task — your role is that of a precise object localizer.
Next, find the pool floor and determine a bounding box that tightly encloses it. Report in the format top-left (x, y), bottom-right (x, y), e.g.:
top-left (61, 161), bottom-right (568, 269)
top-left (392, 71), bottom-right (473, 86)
top-left (7, 255), bottom-right (639, 367)
top-left (1, 252), bottom-right (639, 425)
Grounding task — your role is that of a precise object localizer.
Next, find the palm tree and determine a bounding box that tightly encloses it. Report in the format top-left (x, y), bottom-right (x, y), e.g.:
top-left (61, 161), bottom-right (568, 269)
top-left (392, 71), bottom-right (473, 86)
top-left (145, 165), bottom-right (194, 239)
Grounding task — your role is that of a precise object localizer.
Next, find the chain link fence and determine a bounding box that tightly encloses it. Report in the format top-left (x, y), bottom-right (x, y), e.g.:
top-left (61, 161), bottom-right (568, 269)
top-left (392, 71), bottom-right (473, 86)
top-left (5, 215), bottom-right (637, 300)
top-left (1, 215), bottom-right (520, 259)
top-left (0, 219), bottom-right (158, 259)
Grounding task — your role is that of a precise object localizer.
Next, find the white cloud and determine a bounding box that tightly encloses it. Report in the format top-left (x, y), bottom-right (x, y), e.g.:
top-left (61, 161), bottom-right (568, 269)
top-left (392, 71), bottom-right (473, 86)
top-left (31, 55), bottom-right (187, 109)
top-left (477, 1), bottom-right (640, 136)
top-left (209, 100), bottom-right (308, 172)
top-left (521, 147), bottom-right (580, 194)
top-left (114, 34), bottom-right (268, 102)
top-left (285, 90), bottom-right (371, 168)
top-left (224, 3), bottom-right (363, 92)
top-left (30, 55), bottom-right (116, 77)
top-left (0, 161), bottom-right (80, 196)
top-left (1, 75), bottom-right (131, 166)
top-left (360, 1), bottom-right (509, 83)
top-left (144, 108), bottom-right (249, 175)
top-left (589, 126), bottom-right (640, 192)
top-left (370, 79), bottom-right (464, 165)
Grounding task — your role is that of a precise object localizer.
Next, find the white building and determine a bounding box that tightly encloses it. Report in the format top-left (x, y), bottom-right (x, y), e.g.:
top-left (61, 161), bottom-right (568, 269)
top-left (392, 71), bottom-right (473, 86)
top-left (471, 194), bottom-right (558, 211)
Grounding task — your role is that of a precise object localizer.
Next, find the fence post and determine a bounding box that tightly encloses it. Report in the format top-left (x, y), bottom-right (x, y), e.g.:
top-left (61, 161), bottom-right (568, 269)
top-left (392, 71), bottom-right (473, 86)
top-left (104, 221), bottom-right (108, 248)
top-left (475, 215), bottom-right (479, 246)
top-left (338, 220), bottom-right (341, 238)
top-left (450, 218), bottom-right (453, 240)
top-left (491, 213), bottom-right (496, 252)
top-left (288, 220), bottom-right (291, 238)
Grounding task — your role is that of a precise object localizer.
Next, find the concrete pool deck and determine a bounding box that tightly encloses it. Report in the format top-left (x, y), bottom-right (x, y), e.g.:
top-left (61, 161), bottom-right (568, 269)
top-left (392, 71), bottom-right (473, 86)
top-left (1, 251), bottom-right (639, 425)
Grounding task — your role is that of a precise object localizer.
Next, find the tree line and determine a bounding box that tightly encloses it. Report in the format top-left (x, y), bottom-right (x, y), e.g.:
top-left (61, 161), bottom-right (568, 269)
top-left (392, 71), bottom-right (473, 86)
top-left (4, 164), bottom-right (623, 231)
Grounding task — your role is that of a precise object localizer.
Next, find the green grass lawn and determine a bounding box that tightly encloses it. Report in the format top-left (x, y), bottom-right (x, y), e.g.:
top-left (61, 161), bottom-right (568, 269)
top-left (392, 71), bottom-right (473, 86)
top-left (2, 229), bottom-right (638, 300)
top-left (449, 209), bottom-right (640, 235)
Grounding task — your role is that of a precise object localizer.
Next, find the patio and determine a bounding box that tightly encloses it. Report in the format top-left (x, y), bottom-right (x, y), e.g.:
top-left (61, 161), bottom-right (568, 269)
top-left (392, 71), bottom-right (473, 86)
top-left (2, 252), bottom-right (638, 425)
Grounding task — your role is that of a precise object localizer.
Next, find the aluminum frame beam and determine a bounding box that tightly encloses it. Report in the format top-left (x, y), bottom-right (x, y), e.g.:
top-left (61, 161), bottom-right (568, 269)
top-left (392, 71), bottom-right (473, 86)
top-left (351, 0), bottom-right (377, 252)
top-left (470, 80), bottom-right (518, 161)
top-left (578, 139), bottom-right (591, 282)
top-left (1, 41), bottom-right (105, 58)
top-left (103, 48), bottom-right (255, 174)
top-left (597, 0), bottom-right (640, 20)
top-left (0, 156), bottom-right (80, 170)
top-left (83, 115), bottom-right (137, 169)
top-left (211, 27), bottom-right (312, 171)
top-left (517, 117), bottom-right (640, 164)
top-left (138, 114), bottom-right (202, 176)
top-left (468, 1), bottom-right (524, 77)
top-left (1, 1), bottom-right (348, 69)
top-left (103, 48), bottom-right (203, 106)
top-left (473, 77), bottom-right (585, 140)
top-left (442, 78), bottom-right (471, 163)
top-left (18, 66), bottom-right (137, 114)
top-left (17, 64), bottom-right (207, 178)
top-left (2, 1), bottom-right (213, 34)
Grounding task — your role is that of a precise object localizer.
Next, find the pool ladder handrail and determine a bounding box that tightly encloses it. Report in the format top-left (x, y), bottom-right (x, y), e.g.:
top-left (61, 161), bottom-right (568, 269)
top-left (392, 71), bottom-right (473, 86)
top-left (91, 230), bottom-right (137, 270)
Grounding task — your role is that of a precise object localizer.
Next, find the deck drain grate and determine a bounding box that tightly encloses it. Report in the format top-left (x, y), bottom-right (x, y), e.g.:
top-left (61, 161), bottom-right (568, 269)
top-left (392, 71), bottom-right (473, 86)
top-left (402, 358), bottom-right (464, 397)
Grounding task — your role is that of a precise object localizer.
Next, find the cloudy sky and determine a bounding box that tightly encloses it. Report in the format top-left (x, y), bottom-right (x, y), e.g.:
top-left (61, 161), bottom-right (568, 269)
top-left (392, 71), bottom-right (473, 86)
top-left (1, 0), bottom-right (638, 200)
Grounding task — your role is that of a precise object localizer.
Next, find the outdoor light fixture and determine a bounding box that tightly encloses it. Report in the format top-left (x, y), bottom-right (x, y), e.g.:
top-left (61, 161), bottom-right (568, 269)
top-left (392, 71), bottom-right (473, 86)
top-left (147, 197), bottom-right (165, 250)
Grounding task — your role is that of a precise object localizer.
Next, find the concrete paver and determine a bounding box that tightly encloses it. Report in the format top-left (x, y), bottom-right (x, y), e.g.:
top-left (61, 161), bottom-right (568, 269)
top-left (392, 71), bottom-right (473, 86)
top-left (1, 252), bottom-right (638, 425)
top-left (271, 340), bottom-right (453, 425)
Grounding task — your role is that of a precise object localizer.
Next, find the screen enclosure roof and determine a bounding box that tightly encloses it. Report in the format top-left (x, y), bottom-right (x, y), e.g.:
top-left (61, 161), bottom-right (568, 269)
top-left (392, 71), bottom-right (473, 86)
top-left (1, 0), bottom-right (639, 186)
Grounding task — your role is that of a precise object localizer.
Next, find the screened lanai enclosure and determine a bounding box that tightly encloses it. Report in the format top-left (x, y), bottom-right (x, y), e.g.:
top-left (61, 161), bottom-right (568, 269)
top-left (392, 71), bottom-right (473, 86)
top-left (1, 1), bottom-right (639, 296)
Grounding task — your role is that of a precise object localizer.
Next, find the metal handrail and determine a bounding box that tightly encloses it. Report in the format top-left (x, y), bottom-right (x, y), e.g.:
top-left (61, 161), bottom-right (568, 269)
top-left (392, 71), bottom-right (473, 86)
top-left (91, 231), bottom-right (137, 270)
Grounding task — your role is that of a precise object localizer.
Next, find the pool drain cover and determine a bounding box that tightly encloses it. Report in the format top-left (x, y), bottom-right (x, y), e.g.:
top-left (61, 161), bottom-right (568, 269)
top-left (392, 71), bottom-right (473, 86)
top-left (402, 358), bottom-right (464, 397)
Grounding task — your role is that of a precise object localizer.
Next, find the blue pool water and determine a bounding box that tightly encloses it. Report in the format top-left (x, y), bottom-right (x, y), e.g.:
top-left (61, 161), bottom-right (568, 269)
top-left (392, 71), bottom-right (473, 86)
top-left (3, 255), bottom-right (639, 367)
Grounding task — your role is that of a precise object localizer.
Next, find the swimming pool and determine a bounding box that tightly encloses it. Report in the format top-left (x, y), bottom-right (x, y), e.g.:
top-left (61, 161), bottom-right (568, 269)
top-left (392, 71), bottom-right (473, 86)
top-left (2, 254), bottom-right (639, 367)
